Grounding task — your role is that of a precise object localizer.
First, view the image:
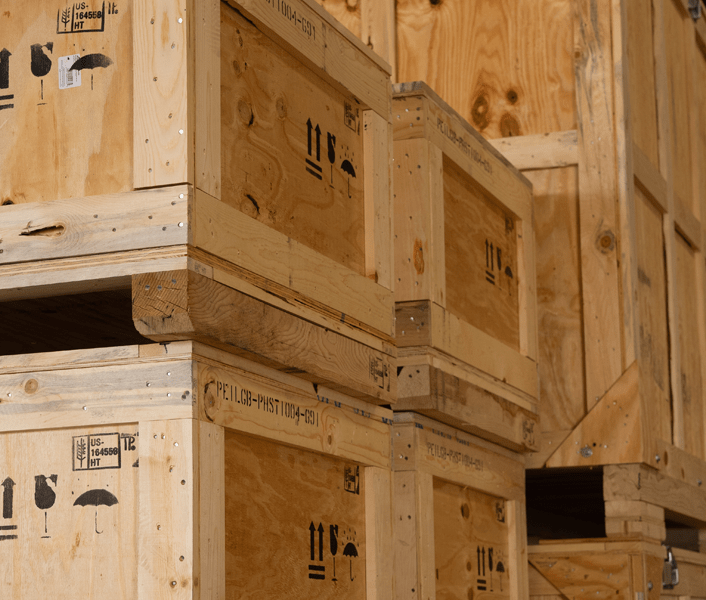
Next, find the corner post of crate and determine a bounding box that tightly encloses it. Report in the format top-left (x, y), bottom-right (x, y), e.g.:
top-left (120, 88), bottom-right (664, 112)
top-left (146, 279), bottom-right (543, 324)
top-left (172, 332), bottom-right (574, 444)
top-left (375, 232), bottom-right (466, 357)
top-left (652, 0), bottom-right (685, 450)
top-left (364, 103), bottom-right (395, 291)
top-left (133, 0), bottom-right (195, 189)
top-left (393, 135), bottom-right (445, 307)
top-left (573, 0), bottom-right (625, 406)
top-left (392, 470), bottom-right (436, 600)
top-left (364, 466), bottom-right (394, 600)
top-left (137, 418), bottom-right (225, 599)
top-left (611, 0), bottom-right (640, 373)
top-left (506, 498), bottom-right (529, 600)
top-left (194, 0), bottom-right (222, 199)
top-left (361, 1), bottom-right (397, 82)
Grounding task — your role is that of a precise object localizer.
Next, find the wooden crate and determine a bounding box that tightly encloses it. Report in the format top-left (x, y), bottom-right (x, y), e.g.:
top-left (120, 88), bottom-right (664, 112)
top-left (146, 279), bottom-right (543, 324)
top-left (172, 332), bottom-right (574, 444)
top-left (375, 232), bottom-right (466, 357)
top-left (0, 0), bottom-right (396, 404)
top-left (391, 0), bottom-right (706, 473)
top-left (392, 412), bottom-right (529, 600)
top-left (391, 82), bottom-right (539, 453)
top-left (526, 463), bottom-right (706, 600)
top-left (0, 341), bottom-right (393, 599)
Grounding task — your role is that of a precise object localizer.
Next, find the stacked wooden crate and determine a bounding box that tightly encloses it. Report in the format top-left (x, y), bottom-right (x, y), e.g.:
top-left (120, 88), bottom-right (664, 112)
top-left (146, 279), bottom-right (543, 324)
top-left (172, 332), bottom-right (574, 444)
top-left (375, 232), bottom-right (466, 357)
top-left (382, 0), bottom-right (706, 598)
top-left (0, 0), bottom-right (397, 597)
top-left (388, 83), bottom-right (539, 598)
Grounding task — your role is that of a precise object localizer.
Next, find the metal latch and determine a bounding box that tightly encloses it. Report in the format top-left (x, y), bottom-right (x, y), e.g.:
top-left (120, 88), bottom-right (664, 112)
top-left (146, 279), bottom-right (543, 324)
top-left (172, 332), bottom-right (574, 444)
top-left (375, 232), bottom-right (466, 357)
top-left (662, 545), bottom-right (679, 590)
top-left (688, 0), bottom-right (702, 21)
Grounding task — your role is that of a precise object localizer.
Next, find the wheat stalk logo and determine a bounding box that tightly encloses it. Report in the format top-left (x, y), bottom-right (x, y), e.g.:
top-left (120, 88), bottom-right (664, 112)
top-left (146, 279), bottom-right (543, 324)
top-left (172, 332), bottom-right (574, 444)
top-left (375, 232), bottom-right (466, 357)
top-left (76, 438), bottom-right (87, 468)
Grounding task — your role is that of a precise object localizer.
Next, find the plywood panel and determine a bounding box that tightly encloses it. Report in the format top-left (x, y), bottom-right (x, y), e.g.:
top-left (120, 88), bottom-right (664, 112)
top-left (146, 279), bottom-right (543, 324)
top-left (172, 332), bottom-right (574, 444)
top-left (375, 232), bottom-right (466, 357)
top-left (635, 187), bottom-right (672, 446)
top-left (663, 0), bottom-right (695, 212)
top-left (444, 156), bottom-right (520, 352)
top-left (0, 0), bottom-right (133, 205)
top-left (396, 0), bottom-right (576, 139)
top-left (0, 425), bottom-right (139, 599)
top-left (627, 0), bottom-right (660, 167)
top-left (675, 233), bottom-right (705, 460)
top-left (225, 431), bottom-right (367, 598)
top-left (527, 167), bottom-right (585, 432)
top-left (434, 479), bottom-right (510, 600)
top-left (221, 4), bottom-right (366, 275)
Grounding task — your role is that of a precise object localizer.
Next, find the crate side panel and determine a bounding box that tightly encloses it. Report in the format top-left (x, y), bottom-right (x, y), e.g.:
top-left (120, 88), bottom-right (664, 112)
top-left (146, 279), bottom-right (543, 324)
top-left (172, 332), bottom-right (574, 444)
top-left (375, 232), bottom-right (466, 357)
top-left (221, 4), bottom-right (367, 276)
top-left (0, 1), bottom-right (133, 205)
top-left (635, 187), bottom-right (672, 446)
top-left (396, 0), bottom-right (576, 139)
top-left (528, 167), bottom-right (585, 434)
top-left (444, 156), bottom-right (520, 352)
top-left (433, 479), bottom-right (510, 600)
top-left (627, 0), bottom-right (660, 168)
top-left (663, 0), bottom-right (696, 212)
top-left (0, 425), bottom-right (139, 598)
top-left (675, 233), bottom-right (705, 461)
top-left (224, 430), bottom-right (367, 598)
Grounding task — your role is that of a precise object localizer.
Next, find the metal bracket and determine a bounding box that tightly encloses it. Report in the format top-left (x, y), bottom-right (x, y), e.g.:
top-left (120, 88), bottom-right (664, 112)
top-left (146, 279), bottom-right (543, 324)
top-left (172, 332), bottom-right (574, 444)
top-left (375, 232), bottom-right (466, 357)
top-left (662, 545), bottom-right (679, 590)
top-left (688, 0), bottom-right (702, 21)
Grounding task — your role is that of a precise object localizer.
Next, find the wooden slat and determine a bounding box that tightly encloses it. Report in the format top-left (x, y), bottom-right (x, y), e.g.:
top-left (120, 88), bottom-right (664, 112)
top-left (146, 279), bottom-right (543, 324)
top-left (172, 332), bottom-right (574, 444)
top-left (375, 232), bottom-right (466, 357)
top-left (575, 0), bottom-right (624, 407)
top-left (195, 0), bottom-right (221, 198)
top-left (0, 187), bottom-right (189, 266)
top-left (191, 189), bottom-right (394, 337)
top-left (195, 360), bottom-right (392, 468)
top-left (364, 110), bottom-right (394, 290)
top-left (0, 360), bottom-right (196, 433)
top-left (396, 300), bottom-right (539, 400)
top-left (365, 467), bottom-right (394, 600)
top-left (488, 131), bottom-right (579, 171)
top-left (133, 0), bottom-right (193, 188)
top-left (361, 0), bottom-right (397, 80)
top-left (138, 419), bottom-right (198, 598)
top-left (133, 270), bottom-right (396, 405)
top-left (633, 143), bottom-right (669, 212)
top-left (395, 362), bottom-right (539, 454)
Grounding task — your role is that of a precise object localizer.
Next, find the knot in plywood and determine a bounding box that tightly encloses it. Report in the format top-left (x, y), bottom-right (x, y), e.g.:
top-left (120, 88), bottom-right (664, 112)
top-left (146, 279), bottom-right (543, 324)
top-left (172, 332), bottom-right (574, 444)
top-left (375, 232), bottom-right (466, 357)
top-left (597, 230), bottom-right (616, 254)
top-left (413, 239), bottom-right (425, 274)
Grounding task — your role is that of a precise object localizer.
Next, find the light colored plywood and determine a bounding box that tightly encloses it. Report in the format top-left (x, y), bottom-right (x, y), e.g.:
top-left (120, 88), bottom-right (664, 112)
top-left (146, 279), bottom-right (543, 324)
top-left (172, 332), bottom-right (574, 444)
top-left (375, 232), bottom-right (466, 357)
top-left (220, 4), bottom-right (366, 277)
top-left (675, 234), bottom-right (705, 460)
top-left (0, 425), bottom-right (139, 599)
top-left (627, 0), bottom-right (660, 167)
top-left (526, 167), bottom-right (585, 437)
top-left (395, 0), bottom-right (576, 139)
top-left (444, 156), bottom-right (520, 352)
top-left (0, 0), bottom-right (133, 205)
top-left (133, 0), bottom-right (192, 188)
top-left (434, 480), bottom-right (511, 600)
top-left (635, 188), bottom-right (672, 447)
top-left (224, 431), bottom-right (368, 598)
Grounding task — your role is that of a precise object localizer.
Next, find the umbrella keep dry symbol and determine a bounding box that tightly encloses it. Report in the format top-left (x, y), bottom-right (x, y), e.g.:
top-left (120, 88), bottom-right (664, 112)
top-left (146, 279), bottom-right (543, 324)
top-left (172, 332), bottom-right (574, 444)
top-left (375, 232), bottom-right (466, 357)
top-left (342, 542), bottom-right (357, 581)
top-left (74, 489), bottom-right (118, 534)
